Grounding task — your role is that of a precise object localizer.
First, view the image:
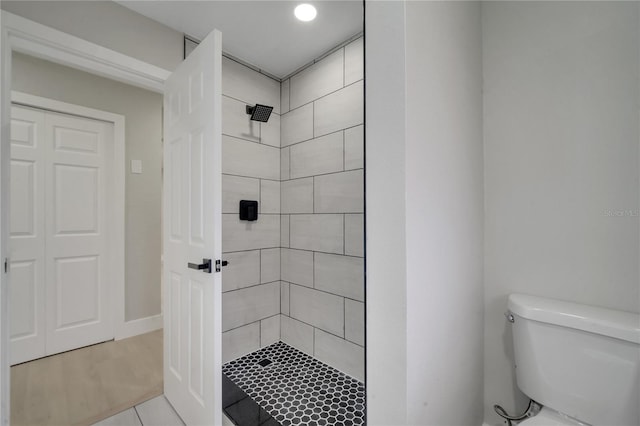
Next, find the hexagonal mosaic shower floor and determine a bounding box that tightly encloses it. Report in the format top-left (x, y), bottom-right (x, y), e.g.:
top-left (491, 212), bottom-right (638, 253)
top-left (222, 341), bottom-right (365, 426)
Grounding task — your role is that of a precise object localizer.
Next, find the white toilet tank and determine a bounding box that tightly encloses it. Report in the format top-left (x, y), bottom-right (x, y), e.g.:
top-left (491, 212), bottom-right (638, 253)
top-left (508, 294), bottom-right (640, 426)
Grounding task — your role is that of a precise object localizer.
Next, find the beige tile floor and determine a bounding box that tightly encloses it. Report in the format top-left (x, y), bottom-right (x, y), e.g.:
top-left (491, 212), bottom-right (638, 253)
top-left (11, 330), bottom-right (163, 426)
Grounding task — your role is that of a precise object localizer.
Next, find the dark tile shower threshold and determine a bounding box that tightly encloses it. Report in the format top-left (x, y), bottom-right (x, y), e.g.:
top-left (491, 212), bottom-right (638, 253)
top-left (223, 373), bottom-right (280, 426)
top-left (223, 341), bottom-right (365, 426)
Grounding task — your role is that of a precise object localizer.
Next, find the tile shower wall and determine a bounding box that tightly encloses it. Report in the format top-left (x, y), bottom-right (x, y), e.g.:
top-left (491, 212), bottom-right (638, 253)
top-left (279, 37), bottom-right (365, 381)
top-left (221, 57), bottom-right (282, 363)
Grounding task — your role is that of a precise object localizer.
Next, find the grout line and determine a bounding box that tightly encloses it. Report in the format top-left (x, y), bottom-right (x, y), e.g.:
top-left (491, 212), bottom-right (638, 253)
top-left (221, 51), bottom-right (281, 82)
top-left (232, 245), bottom-right (364, 259)
top-left (287, 146), bottom-right (291, 181)
top-left (287, 167), bottom-right (364, 182)
top-left (342, 130), bottom-right (346, 171)
top-left (343, 47), bottom-right (346, 88)
top-left (287, 281), bottom-right (363, 309)
top-left (343, 214), bottom-right (346, 255)
top-left (133, 406), bottom-right (143, 426)
top-left (222, 280), bottom-right (281, 296)
top-left (343, 296), bottom-right (346, 338)
top-left (312, 176), bottom-right (315, 213)
top-left (282, 312), bottom-right (352, 345)
top-left (278, 78), bottom-right (364, 118)
top-left (222, 133), bottom-right (276, 149)
top-left (312, 251), bottom-right (315, 289)
top-left (280, 32), bottom-right (363, 81)
top-left (223, 94), bottom-right (282, 117)
top-left (223, 315), bottom-right (279, 335)
top-left (281, 211), bottom-right (364, 216)
top-left (282, 123), bottom-right (363, 149)
top-left (258, 248), bottom-right (262, 284)
top-left (222, 172), bottom-right (280, 183)
top-left (288, 78), bottom-right (291, 111)
top-left (312, 101), bottom-right (315, 139)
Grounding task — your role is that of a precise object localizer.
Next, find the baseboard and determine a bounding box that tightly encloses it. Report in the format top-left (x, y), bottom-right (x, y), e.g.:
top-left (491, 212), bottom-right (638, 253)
top-left (115, 314), bottom-right (163, 340)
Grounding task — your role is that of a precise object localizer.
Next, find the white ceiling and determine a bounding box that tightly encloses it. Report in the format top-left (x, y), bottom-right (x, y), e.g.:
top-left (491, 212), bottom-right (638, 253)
top-left (117, 1), bottom-right (363, 79)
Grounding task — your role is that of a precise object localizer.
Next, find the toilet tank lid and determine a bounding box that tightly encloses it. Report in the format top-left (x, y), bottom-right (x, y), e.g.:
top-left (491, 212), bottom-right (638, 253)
top-left (508, 294), bottom-right (640, 344)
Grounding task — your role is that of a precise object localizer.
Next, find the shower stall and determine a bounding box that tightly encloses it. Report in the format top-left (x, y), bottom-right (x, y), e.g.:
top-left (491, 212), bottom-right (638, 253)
top-left (218, 32), bottom-right (365, 425)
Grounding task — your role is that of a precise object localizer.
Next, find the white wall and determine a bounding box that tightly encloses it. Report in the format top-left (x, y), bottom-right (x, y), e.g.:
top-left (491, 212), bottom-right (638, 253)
top-left (405, 2), bottom-right (484, 424)
top-left (482, 2), bottom-right (640, 424)
top-left (0, 0), bottom-right (182, 71)
top-left (366, 1), bottom-right (484, 424)
top-left (11, 52), bottom-right (163, 322)
top-left (365, 1), bottom-right (408, 423)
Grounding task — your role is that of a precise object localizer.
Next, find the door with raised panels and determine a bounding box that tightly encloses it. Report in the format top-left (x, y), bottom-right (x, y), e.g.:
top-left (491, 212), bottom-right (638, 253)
top-left (9, 106), bottom-right (46, 365)
top-left (9, 105), bottom-right (114, 365)
top-left (162, 29), bottom-right (223, 425)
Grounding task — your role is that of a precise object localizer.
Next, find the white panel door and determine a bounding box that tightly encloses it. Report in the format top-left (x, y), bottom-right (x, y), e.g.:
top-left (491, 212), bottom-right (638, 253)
top-left (163, 29), bottom-right (223, 426)
top-left (9, 106), bottom-right (46, 365)
top-left (9, 105), bottom-right (114, 364)
top-left (43, 111), bottom-right (113, 356)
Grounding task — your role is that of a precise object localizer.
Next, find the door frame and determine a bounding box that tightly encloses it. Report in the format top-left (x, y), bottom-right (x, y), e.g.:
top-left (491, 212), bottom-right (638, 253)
top-left (1, 11), bottom-right (171, 425)
top-left (11, 91), bottom-right (125, 359)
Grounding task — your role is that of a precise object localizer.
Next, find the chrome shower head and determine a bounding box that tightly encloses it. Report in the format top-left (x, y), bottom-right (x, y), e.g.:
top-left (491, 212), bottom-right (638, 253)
top-left (246, 104), bottom-right (274, 122)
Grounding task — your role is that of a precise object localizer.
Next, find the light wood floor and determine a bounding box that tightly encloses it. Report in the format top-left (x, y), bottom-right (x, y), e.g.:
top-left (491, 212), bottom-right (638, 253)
top-left (11, 330), bottom-right (163, 426)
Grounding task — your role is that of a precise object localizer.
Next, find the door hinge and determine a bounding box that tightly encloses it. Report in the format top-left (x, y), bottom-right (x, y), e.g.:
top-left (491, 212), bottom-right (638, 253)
top-left (215, 259), bottom-right (229, 273)
top-left (4, 258), bottom-right (8, 273)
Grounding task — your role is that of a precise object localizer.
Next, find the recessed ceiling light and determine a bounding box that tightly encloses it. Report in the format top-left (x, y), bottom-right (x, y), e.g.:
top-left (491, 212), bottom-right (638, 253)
top-left (294, 4), bottom-right (317, 22)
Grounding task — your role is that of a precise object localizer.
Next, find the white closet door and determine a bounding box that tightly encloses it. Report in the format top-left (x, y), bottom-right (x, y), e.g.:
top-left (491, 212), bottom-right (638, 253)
top-left (9, 106), bottom-right (46, 365)
top-left (10, 105), bottom-right (115, 364)
top-left (43, 111), bottom-right (113, 356)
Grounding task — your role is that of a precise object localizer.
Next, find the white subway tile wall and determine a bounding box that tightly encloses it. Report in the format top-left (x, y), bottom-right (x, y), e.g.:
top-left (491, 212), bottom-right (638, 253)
top-left (260, 180), bottom-right (280, 214)
top-left (313, 170), bottom-right (364, 213)
top-left (281, 248), bottom-right (314, 287)
top-left (281, 103), bottom-right (313, 147)
top-left (221, 57), bottom-right (281, 114)
top-left (260, 315), bottom-right (281, 347)
top-left (221, 250), bottom-right (261, 292)
top-left (222, 322), bottom-right (260, 364)
top-left (344, 125), bottom-right (364, 170)
top-left (344, 38), bottom-right (364, 86)
top-left (289, 132), bottom-right (344, 179)
top-left (280, 315), bottom-right (314, 356)
top-left (289, 49), bottom-right (344, 110)
top-left (222, 57), bottom-right (282, 359)
top-left (281, 178), bottom-right (314, 213)
top-left (222, 281), bottom-right (281, 331)
top-left (314, 329), bottom-right (364, 381)
top-left (222, 37), bottom-right (364, 379)
top-left (222, 175), bottom-right (260, 214)
top-left (314, 81), bottom-right (364, 137)
top-left (260, 248), bottom-right (281, 283)
top-left (344, 299), bottom-right (365, 346)
top-left (279, 37), bottom-right (365, 379)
